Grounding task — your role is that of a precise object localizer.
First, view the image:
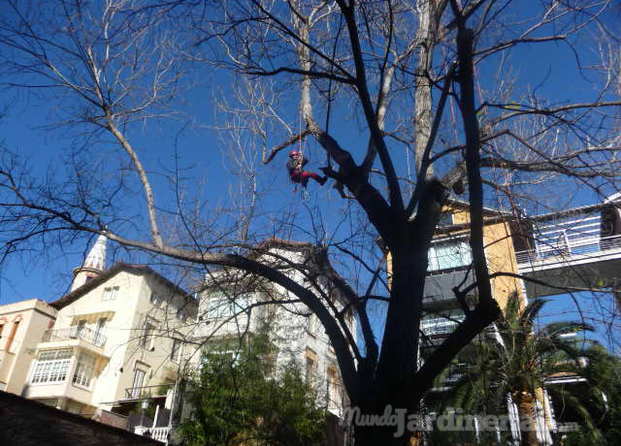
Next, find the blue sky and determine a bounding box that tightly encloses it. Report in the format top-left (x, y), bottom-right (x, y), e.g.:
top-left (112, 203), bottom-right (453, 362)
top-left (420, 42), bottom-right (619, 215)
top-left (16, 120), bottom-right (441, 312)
top-left (0, 2), bottom-right (618, 351)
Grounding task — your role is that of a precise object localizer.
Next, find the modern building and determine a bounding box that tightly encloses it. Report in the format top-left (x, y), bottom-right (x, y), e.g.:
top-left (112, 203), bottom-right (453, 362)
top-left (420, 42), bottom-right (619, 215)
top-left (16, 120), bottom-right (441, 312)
top-left (0, 299), bottom-right (57, 394)
top-left (419, 200), bottom-right (527, 338)
top-left (18, 235), bottom-right (198, 443)
top-left (398, 194), bottom-right (621, 444)
top-left (194, 239), bottom-right (352, 418)
top-left (513, 194), bottom-right (621, 303)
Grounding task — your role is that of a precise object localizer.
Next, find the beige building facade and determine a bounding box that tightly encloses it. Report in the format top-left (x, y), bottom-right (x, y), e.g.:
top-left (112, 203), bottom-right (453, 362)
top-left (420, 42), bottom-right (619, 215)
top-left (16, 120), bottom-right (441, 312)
top-left (0, 299), bottom-right (57, 394)
top-left (17, 235), bottom-right (197, 434)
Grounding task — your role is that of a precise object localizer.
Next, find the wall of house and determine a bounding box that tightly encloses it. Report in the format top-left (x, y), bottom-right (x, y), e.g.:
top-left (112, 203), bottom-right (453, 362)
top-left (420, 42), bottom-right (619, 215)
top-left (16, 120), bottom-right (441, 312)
top-left (196, 249), bottom-right (351, 416)
top-left (0, 299), bottom-right (56, 394)
top-left (25, 269), bottom-right (197, 414)
top-left (53, 271), bottom-right (145, 407)
top-left (483, 221), bottom-right (525, 311)
top-left (114, 275), bottom-right (196, 405)
top-left (440, 204), bottom-right (525, 311)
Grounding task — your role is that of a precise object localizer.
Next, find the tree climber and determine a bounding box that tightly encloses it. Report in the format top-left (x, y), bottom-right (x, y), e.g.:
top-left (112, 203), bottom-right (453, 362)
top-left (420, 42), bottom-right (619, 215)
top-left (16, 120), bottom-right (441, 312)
top-left (286, 150), bottom-right (328, 188)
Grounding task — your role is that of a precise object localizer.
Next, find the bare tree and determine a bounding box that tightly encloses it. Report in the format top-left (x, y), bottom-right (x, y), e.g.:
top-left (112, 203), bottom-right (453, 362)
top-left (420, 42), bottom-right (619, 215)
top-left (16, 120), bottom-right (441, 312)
top-left (0, 1), bottom-right (620, 444)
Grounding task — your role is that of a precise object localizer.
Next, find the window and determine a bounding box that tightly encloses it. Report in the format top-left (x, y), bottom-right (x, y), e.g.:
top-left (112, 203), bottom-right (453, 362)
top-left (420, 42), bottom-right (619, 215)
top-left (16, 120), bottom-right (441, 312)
top-left (102, 286), bottom-right (119, 301)
top-left (327, 366), bottom-right (341, 408)
top-left (305, 348), bottom-right (318, 383)
top-left (94, 318), bottom-right (107, 345)
top-left (72, 353), bottom-right (96, 388)
top-left (171, 339), bottom-right (182, 363)
top-left (75, 320), bottom-right (87, 336)
top-left (428, 239), bottom-right (472, 272)
top-left (31, 349), bottom-right (73, 384)
top-left (421, 314), bottom-right (465, 337)
top-left (140, 321), bottom-right (156, 349)
top-left (205, 295), bottom-right (250, 319)
top-left (438, 212), bottom-right (453, 227)
top-left (130, 367), bottom-right (147, 398)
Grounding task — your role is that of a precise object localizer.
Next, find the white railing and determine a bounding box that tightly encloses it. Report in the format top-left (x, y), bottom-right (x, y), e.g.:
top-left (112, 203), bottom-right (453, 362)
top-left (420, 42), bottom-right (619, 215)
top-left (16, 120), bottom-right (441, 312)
top-left (556, 422), bottom-right (580, 433)
top-left (516, 233), bottom-right (621, 265)
top-left (134, 426), bottom-right (170, 443)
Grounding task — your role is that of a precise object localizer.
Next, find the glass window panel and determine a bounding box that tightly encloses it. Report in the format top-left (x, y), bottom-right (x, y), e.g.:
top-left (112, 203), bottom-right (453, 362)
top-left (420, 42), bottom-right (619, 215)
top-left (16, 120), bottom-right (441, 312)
top-left (73, 353), bottom-right (96, 387)
top-left (31, 349), bottom-right (73, 384)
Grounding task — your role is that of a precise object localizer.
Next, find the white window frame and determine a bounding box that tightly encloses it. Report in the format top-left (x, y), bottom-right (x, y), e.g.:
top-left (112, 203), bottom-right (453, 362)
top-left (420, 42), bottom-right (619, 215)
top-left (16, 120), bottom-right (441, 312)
top-left (205, 294), bottom-right (251, 320)
top-left (31, 349), bottom-right (73, 384)
top-left (130, 367), bottom-right (147, 398)
top-left (94, 318), bottom-right (107, 345)
top-left (72, 353), bottom-right (96, 388)
top-left (102, 286), bottom-right (119, 301)
top-left (171, 338), bottom-right (182, 363)
top-left (140, 320), bottom-right (157, 350)
top-left (428, 238), bottom-right (472, 272)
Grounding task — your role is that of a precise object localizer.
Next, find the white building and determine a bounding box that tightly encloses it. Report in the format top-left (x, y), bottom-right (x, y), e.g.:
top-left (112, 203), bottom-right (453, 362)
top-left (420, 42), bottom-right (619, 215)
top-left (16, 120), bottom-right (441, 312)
top-left (195, 241), bottom-right (354, 416)
top-left (20, 235), bottom-right (197, 441)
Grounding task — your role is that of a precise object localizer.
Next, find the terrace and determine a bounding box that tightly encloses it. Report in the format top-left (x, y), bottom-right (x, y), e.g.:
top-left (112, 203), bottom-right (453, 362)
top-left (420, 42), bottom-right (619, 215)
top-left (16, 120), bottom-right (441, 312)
top-left (515, 204), bottom-right (621, 297)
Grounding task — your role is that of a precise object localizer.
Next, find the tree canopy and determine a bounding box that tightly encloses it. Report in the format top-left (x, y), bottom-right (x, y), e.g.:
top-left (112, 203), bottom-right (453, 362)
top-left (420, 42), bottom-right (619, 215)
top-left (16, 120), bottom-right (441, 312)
top-left (179, 331), bottom-right (327, 446)
top-left (0, 1), bottom-right (620, 444)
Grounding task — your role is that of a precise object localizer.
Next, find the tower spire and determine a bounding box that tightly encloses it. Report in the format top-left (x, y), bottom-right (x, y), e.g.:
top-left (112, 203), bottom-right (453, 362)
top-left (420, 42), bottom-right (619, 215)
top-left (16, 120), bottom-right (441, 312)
top-left (71, 234), bottom-right (107, 291)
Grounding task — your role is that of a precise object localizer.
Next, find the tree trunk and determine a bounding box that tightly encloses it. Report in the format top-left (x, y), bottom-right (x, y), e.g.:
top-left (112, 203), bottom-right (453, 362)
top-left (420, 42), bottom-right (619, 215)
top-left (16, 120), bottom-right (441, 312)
top-left (514, 391), bottom-right (540, 446)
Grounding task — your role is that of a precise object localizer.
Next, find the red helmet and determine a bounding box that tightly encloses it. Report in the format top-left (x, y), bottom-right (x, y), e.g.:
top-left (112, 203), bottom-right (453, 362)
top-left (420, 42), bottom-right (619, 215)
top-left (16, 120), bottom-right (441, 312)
top-left (289, 150), bottom-right (300, 158)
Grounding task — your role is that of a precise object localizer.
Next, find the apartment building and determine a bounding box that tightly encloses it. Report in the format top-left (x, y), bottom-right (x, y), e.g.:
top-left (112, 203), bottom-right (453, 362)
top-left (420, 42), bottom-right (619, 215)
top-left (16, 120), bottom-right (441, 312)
top-left (194, 240), bottom-right (352, 417)
top-left (0, 299), bottom-right (57, 394)
top-left (421, 200), bottom-right (526, 332)
top-left (18, 235), bottom-right (197, 442)
top-left (388, 194), bottom-right (621, 444)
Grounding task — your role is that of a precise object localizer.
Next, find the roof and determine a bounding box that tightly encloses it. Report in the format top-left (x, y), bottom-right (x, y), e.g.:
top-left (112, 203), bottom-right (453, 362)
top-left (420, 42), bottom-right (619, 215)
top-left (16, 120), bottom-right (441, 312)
top-left (50, 263), bottom-right (189, 310)
top-left (0, 390), bottom-right (160, 446)
top-left (442, 197), bottom-right (512, 217)
top-left (524, 201), bottom-right (620, 222)
top-left (0, 298), bottom-right (57, 318)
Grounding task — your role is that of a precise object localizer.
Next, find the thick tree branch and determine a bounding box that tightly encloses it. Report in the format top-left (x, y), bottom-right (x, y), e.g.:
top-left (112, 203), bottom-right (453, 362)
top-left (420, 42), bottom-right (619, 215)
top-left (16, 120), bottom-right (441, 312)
top-left (336, 0), bottom-right (404, 211)
top-left (106, 119), bottom-right (164, 249)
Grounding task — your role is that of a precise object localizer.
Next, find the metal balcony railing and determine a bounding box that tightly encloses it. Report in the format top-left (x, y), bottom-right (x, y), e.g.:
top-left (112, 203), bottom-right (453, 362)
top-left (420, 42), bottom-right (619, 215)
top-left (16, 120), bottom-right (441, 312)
top-left (124, 384), bottom-right (173, 400)
top-left (516, 233), bottom-right (621, 266)
top-left (42, 327), bottom-right (107, 348)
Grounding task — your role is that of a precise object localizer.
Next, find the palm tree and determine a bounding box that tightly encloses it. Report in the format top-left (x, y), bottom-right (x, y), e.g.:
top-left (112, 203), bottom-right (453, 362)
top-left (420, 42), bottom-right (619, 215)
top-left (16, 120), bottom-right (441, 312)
top-left (433, 296), bottom-right (604, 446)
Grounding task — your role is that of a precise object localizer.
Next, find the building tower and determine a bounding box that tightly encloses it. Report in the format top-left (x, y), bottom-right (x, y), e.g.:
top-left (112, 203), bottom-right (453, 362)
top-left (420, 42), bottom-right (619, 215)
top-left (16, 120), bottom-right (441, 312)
top-left (70, 234), bottom-right (107, 291)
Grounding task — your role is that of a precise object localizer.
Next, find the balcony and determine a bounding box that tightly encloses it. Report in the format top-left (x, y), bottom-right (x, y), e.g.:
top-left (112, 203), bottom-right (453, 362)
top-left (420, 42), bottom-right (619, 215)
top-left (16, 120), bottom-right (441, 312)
top-left (134, 426), bottom-right (170, 443)
top-left (514, 209), bottom-right (621, 297)
top-left (123, 384), bottom-right (174, 401)
top-left (516, 234), bottom-right (621, 268)
top-left (42, 327), bottom-right (107, 348)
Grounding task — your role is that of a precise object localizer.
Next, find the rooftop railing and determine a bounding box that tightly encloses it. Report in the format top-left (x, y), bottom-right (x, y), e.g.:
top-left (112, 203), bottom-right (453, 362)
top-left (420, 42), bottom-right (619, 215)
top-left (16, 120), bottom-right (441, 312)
top-left (516, 233), bottom-right (621, 266)
top-left (42, 327), bottom-right (106, 348)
